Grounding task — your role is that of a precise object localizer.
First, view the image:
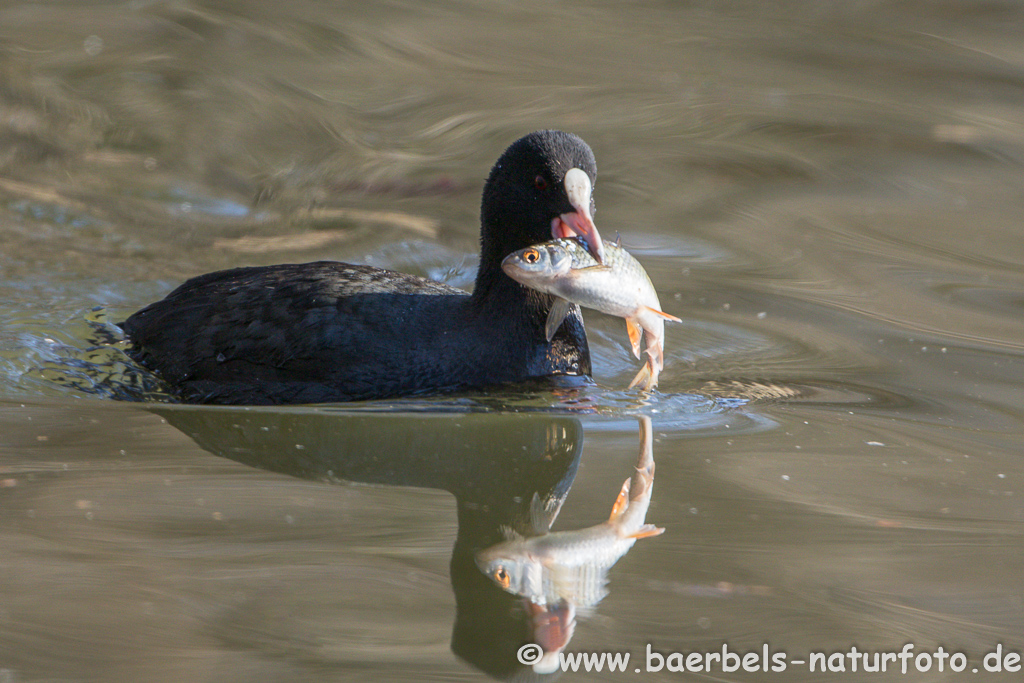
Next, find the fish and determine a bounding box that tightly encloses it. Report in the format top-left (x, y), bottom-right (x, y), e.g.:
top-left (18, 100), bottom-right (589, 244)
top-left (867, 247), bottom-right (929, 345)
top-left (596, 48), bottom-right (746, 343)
top-left (501, 237), bottom-right (680, 390)
top-left (475, 416), bottom-right (664, 611)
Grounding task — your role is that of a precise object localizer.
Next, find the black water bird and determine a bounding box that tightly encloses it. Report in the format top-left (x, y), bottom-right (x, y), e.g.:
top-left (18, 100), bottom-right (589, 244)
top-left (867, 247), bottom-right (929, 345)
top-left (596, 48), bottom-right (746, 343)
top-left (122, 130), bottom-right (604, 404)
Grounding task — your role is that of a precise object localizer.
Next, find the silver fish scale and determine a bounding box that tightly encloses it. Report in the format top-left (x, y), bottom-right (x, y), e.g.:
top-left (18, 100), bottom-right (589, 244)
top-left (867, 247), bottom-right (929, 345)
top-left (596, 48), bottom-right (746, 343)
top-left (550, 238), bottom-right (655, 313)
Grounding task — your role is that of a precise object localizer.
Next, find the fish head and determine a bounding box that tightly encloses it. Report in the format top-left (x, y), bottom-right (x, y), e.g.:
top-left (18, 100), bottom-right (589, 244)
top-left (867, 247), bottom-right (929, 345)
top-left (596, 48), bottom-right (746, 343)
top-left (475, 551), bottom-right (530, 595)
top-left (501, 243), bottom-right (573, 290)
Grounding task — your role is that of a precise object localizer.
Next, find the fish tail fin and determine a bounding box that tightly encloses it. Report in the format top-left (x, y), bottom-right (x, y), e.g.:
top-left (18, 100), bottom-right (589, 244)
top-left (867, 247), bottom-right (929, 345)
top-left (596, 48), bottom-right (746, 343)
top-left (641, 305), bottom-right (682, 323)
top-left (627, 359), bottom-right (659, 391)
top-left (608, 478), bottom-right (632, 520)
top-left (637, 332), bottom-right (666, 391)
top-left (625, 319), bottom-right (643, 359)
top-left (645, 339), bottom-right (665, 376)
top-left (628, 524), bottom-right (666, 540)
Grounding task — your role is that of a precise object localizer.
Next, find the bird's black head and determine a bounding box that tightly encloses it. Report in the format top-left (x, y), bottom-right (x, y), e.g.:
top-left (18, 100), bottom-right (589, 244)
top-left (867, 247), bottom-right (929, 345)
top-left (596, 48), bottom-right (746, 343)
top-left (477, 130), bottom-right (602, 285)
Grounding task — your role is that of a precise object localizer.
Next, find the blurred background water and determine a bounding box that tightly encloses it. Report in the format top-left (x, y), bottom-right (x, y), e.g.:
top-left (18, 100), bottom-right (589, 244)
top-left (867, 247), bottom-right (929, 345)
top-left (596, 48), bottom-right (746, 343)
top-left (1, 1), bottom-right (1023, 681)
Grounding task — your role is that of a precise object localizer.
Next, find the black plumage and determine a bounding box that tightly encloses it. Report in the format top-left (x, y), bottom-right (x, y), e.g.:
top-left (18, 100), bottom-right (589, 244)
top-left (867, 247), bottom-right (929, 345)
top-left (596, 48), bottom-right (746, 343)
top-left (123, 130), bottom-right (601, 404)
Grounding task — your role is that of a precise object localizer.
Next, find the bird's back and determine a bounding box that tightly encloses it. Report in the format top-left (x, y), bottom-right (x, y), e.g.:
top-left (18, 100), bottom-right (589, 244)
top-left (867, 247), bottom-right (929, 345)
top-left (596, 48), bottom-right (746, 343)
top-left (125, 262), bottom-right (468, 402)
top-left (124, 261), bottom-right (589, 404)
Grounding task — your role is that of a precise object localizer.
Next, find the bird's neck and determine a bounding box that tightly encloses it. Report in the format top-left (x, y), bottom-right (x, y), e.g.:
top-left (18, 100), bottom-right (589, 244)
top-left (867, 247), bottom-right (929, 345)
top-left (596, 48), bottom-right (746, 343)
top-left (468, 248), bottom-right (592, 380)
top-left (471, 258), bottom-right (540, 314)
top-left (473, 214), bottom-right (527, 304)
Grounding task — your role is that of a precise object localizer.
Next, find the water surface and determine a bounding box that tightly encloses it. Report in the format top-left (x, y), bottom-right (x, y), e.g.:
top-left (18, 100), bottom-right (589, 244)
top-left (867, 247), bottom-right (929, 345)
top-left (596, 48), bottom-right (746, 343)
top-left (1, 1), bottom-right (1023, 681)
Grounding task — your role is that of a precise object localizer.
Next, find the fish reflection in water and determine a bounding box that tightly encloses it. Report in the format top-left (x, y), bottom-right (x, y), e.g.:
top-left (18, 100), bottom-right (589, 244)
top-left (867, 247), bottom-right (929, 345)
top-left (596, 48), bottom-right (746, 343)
top-left (152, 407), bottom-right (589, 679)
top-left (476, 415), bottom-right (664, 673)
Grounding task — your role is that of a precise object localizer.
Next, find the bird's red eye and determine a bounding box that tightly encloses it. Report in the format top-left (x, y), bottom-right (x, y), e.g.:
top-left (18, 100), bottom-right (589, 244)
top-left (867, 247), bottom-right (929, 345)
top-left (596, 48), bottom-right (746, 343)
top-left (534, 175), bottom-right (548, 191)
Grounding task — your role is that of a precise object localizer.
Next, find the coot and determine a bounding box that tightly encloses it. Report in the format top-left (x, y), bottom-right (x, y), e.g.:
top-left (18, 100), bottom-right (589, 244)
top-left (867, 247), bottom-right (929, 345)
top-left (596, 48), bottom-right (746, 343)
top-left (123, 130), bottom-right (605, 404)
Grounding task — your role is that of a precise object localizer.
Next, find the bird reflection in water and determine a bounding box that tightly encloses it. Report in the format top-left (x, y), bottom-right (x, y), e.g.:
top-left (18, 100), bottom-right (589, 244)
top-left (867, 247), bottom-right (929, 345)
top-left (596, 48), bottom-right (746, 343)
top-left (153, 407), bottom-right (662, 680)
top-left (476, 416), bottom-right (663, 673)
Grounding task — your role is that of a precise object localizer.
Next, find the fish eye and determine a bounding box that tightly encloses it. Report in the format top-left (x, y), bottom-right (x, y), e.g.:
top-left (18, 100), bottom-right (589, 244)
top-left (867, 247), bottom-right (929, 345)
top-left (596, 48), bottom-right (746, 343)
top-left (534, 175), bottom-right (548, 191)
top-left (493, 566), bottom-right (511, 589)
top-left (523, 248), bottom-right (540, 264)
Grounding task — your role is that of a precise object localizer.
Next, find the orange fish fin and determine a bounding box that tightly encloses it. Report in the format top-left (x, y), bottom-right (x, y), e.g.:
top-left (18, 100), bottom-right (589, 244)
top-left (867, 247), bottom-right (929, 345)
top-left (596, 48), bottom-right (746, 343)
top-left (608, 478), bottom-right (631, 520)
top-left (641, 305), bottom-right (682, 323)
top-left (628, 524), bottom-right (665, 539)
top-left (625, 319), bottom-right (643, 359)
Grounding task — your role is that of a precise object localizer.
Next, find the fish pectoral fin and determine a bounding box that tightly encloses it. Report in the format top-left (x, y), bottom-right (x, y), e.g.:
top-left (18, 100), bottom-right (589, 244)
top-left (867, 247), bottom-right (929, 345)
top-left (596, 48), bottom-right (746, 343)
top-left (625, 319), bottom-right (643, 359)
top-left (529, 492), bottom-right (560, 535)
top-left (608, 477), bottom-right (632, 520)
top-left (573, 264), bottom-right (614, 273)
top-left (545, 298), bottom-right (574, 341)
top-left (627, 524), bottom-right (666, 539)
top-left (641, 305), bottom-right (682, 323)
